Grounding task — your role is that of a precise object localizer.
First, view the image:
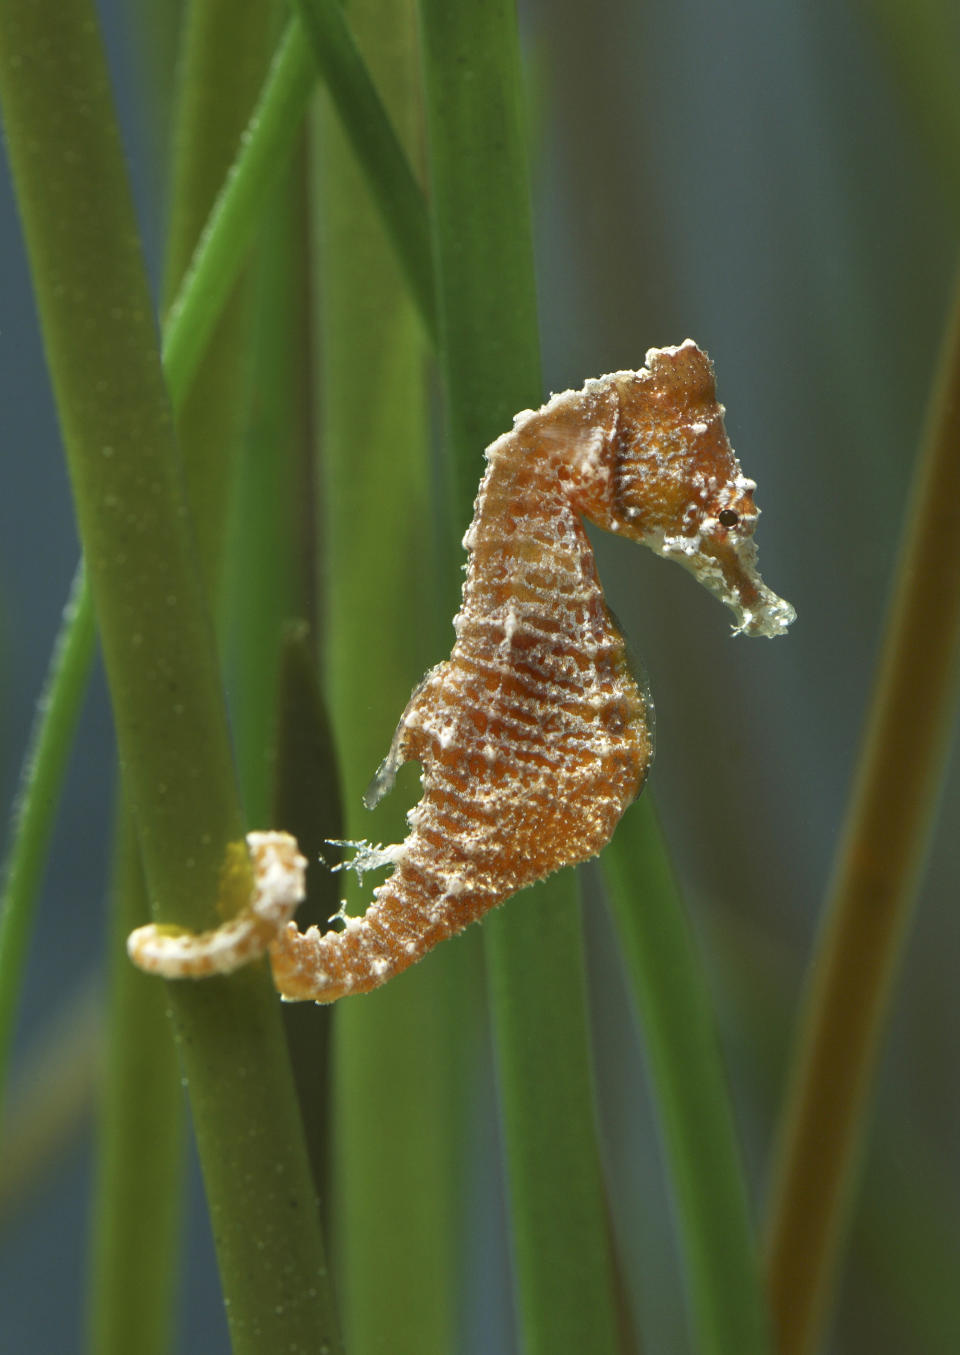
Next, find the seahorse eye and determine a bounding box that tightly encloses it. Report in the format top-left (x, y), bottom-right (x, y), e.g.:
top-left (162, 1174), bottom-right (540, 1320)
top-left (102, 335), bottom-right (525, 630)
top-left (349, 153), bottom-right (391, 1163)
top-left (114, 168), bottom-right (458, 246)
top-left (718, 509), bottom-right (740, 528)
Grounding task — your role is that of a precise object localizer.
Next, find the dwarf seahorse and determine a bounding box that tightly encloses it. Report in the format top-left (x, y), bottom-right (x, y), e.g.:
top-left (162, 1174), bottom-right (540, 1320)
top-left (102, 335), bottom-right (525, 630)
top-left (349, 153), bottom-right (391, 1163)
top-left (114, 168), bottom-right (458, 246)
top-left (128, 341), bottom-right (794, 1001)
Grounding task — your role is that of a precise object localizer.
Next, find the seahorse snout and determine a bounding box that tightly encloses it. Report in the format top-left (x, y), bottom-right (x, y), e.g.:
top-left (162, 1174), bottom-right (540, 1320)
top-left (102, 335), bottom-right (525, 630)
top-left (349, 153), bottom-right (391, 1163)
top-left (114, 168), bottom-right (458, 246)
top-left (701, 533), bottom-right (796, 637)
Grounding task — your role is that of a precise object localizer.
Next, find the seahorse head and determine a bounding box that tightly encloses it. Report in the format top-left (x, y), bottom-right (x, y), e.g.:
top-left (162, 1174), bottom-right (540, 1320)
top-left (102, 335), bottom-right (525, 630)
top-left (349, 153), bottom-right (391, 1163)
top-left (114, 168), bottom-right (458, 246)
top-left (578, 340), bottom-right (795, 637)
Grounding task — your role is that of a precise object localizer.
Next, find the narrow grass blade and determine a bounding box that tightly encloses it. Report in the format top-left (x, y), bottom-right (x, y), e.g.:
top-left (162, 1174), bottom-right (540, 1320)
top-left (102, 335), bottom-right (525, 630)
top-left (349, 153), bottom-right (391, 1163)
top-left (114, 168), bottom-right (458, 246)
top-left (484, 874), bottom-right (624, 1355)
top-left (162, 17), bottom-right (317, 414)
top-left (0, 4), bottom-right (340, 1349)
top-left (0, 568), bottom-right (95, 1117)
top-left (418, 4), bottom-right (623, 1351)
top-left (294, 0), bottom-right (435, 339)
top-left (765, 267), bottom-right (960, 1355)
top-left (603, 799), bottom-right (770, 1355)
top-left (311, 3), bottom-right (479, 1347)
top-left (159, 0), bottom-right (279, 594)
top-left (272, 623), bottom-right (343, 1200)
top-left (87, 813), bottom-right (184, 1355)
top-left (222, 156), bottom-right (315, 823)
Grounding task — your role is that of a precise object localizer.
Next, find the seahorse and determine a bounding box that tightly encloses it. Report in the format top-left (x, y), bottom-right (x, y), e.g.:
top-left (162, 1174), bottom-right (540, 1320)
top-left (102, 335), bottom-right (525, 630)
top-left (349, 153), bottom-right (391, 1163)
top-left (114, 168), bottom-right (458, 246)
top-left (128, 341), bottom-right (794, 1001)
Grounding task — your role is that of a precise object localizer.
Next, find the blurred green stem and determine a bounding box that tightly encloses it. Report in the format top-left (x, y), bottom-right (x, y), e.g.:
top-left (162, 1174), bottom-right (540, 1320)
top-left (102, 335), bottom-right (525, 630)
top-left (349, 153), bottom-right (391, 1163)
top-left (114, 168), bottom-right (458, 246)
top-left (765, 267), bottom-right (960, 1355)
top-left (603, 800), bottom-right (770, 1355)
top-left (88, 813), bottom-right (184, 1355)
top-left (294, 0), bottom-right (435, 338)
top-left (161, 0), bottom-right (277, 587)
top-left (0, 568), bottom-right (95, 1117)
top-left (860, 0), bottom-right (960, 220)
top-left (223, 157), bottom-right (313, 826)
top-left (271, 625), bottom-right (344, 1200)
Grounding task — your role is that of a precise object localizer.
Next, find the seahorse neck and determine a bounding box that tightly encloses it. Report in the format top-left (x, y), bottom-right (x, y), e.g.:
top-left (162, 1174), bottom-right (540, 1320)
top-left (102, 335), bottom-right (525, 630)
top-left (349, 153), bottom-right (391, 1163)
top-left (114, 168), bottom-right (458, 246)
top-left (454, 426), bottom-right (610, 655)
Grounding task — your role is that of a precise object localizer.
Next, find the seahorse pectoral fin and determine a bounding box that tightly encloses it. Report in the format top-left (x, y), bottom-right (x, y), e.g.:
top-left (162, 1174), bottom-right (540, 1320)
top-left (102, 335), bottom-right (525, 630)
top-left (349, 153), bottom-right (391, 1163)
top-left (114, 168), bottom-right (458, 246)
top-left (362, 663), bottom-right (444, 810)
top-left (363, 748), bottom-right (402, 810)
